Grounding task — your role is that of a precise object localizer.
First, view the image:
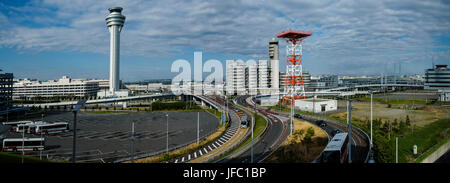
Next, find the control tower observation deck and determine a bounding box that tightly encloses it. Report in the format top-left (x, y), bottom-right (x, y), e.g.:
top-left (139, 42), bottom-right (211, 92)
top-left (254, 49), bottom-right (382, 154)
top-left (106, 7), bottom-right (126, 94)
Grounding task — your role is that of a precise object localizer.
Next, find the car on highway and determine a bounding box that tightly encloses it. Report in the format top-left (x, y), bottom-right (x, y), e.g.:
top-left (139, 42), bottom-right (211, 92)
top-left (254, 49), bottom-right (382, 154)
top-left (316, 120), bottom-right (327, 128)
top-left (331, 129), bottom-right (341, 136)
top-left (294, 114), bottom-right (302, 119)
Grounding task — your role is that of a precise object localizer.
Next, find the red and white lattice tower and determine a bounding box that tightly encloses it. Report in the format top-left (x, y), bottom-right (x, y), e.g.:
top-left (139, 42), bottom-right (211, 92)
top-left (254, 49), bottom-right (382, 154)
top-left (276, 30), bottom-right (312, 106)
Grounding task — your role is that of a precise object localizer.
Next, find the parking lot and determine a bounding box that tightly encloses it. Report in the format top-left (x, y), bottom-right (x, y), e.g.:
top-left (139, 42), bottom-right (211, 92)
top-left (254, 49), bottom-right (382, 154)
top-left (3, 110), bottom-right (219, 163)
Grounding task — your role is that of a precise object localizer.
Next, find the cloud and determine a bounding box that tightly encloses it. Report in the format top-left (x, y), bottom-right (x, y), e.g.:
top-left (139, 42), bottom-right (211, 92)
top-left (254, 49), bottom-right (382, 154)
top-left (0, 0), bottom-right (450, 76)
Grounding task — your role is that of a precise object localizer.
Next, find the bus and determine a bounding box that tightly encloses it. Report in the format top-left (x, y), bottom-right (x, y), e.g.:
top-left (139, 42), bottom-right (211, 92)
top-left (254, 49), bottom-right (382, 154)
top-left (2, 138), bottom-right (45, 152)
top-left (240, 115), bottom-right (249, 128)
top-left (32, 122), bottom-right (69, 135)
top-left (15, 121), bottom-right (49, 134)
top-left (3, 121), bottom-right (33, 131)
top-left (320, 132), bottom-right (349, 163)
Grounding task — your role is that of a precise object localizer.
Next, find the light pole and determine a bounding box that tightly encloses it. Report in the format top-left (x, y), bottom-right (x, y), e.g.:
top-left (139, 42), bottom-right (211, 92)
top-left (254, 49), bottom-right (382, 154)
top-left (347, 100), bottom-right (352, 163)
top-left (131, 121), bottom-right (135, 163)
top-left (370, 91), bottom-right (373, 146)
top-left (40, 114), bottom-right (44, 160)
top-left (72, 99), bottom-right (86, 163)
top-left (22, 123), bottom-right (24, 164)
top-left (252, 95), bottom-right (256, 163)
top-left (166, 113), bottom-right (169, 154)
top-left (197, 112), bottom-right (199, 144)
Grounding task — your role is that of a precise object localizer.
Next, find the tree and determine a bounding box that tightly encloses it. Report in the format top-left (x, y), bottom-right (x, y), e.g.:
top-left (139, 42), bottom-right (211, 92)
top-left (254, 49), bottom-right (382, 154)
top-left (405, 115), bottom-right (411, 127)
top-left (302, 127), bottom-right (315, 144)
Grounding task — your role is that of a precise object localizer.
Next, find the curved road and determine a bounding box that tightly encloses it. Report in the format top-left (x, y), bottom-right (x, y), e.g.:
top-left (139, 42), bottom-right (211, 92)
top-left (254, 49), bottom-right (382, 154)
top-left (223, 96), bottom-right (289, 163)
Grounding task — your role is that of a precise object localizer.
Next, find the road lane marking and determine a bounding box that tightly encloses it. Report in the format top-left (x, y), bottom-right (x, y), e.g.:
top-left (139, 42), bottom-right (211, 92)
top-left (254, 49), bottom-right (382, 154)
top-left (199, 150), bottom-right (203, 156)
top-left (194, 152), bottom-right (197, 158)
top-left (208, 146), bottom-right (213, 151)
top-left (212, 143), bottom-right (217, 149)
top-left (203, 148), bottom-right (208, 154)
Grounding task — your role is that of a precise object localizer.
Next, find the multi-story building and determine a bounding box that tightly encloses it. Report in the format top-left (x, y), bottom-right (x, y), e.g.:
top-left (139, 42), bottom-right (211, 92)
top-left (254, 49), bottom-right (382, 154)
top-left (226, 60), bottom-right (246, 95)
top-left (247, 63), bottom-right (258, 95)
top-left (425, 65), bottom-right (450, 90)
top-left (1, 70), bottom-right (13, 118)
top-left (13, 76), bottom-right (99, 99)
top-left (269, 38), bottom-right (279, 93)
top-left (310, 75), bottom-right (339, 90)
top-left (258, 60), bottom-right (270, 94)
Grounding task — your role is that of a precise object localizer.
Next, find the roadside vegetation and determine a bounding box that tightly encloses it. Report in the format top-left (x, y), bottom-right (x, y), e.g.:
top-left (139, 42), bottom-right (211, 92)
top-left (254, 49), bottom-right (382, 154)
top-left (265, 119), bottom-right (328, 163)
top-left (0, 152), bottom-right (54, 163)
top-left (268, 99), bottom-right (450, 163)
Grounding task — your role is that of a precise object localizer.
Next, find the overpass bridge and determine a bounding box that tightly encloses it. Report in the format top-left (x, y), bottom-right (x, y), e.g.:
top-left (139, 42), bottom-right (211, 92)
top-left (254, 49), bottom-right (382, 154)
top-left (16, 93), bottom-right (228, 114)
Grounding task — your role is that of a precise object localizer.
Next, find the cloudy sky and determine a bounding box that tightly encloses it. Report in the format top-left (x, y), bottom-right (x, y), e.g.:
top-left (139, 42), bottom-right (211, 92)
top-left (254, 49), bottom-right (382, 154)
top-left (1, 0), bottom-right (449, 81)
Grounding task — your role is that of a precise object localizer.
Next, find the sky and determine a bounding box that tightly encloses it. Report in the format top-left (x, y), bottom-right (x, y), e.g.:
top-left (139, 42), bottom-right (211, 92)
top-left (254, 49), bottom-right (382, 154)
top-left (0, 0), bottom-right (450, 81)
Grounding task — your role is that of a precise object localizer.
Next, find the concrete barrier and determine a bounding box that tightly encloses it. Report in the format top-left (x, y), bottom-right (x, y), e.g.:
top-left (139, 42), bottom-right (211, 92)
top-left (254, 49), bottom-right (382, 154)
top-left (421, 139), bottom-right (450, 163)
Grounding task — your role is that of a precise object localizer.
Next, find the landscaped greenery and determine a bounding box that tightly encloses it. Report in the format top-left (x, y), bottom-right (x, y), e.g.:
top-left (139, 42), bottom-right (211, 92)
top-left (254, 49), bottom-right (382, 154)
top-left (268, 102), bottom-right (450, 163)
top-left (0, 152), bottom-right (53, 163)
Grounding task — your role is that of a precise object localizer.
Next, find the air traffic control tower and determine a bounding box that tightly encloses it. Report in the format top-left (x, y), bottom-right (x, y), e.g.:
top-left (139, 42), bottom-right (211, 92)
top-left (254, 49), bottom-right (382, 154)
top-left (99, 7), bottom-right (128, 98)
top-left (106, 7), bottom-right (125, 95)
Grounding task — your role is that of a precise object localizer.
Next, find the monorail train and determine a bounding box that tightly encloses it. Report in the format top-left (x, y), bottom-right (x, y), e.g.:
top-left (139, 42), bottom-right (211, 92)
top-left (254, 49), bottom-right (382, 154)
top-left (319, 132), bottom-right (349, 163)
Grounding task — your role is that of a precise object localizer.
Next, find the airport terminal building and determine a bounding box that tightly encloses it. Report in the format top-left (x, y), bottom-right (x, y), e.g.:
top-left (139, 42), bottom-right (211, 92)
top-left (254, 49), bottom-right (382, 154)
top-left (13, 76), bottom-right (99, 99)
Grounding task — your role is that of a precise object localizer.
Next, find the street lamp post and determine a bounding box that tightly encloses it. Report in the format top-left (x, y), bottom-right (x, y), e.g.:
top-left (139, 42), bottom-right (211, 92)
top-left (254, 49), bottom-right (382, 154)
top-left (252, 95), bottom-right (256, 163)
top-left (131, 121), bottom-right (135, 163)
top-left (370, 91), bottom-right (373, 146)
top-left (197, 112), bottom-right (199, 144)
top-left (347, 100), bottom-right (352, 163)
top-left (72, 99), bottom-right (86, 163)
top-left (22, 123), bottom-right (24, 164)
top-left (166, 113), bottom-right (169, 154)
top-left (40, 114), bottom-right (44, 160)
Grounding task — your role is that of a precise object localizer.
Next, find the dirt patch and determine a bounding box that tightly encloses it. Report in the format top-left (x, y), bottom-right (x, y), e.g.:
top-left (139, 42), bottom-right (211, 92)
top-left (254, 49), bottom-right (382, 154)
top-left (332, 102), bottom-right (450, 127)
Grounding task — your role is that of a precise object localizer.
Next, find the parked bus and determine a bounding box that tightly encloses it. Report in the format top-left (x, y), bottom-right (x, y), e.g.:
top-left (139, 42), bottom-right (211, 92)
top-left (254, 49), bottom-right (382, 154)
top-left (3, 121), bottom-right (33, 131)
top-left (15, 121), bottom-right (49, 134)
top-left (32, 122), bottom-right (69, 135)
top-left (2, 121), bottom-right (33, 126)
top-left (2, 138), bottom-right (45, 152)
top-left (320, 132), bottom-right (349, 163)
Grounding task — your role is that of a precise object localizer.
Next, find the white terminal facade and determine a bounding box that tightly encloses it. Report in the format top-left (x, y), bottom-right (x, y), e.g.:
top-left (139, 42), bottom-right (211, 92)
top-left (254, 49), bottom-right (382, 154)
top-left (13, 76), bottom-right (100, 99)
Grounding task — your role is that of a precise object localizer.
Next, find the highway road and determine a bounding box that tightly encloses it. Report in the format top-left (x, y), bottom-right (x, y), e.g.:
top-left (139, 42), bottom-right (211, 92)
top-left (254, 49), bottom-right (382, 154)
top-left (222, 96), bottom-right (289, 163)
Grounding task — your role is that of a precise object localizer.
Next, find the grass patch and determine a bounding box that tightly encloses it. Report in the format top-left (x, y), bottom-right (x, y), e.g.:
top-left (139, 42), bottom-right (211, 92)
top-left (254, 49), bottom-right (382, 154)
top-left (394, 119), bottom-right (450, 163)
